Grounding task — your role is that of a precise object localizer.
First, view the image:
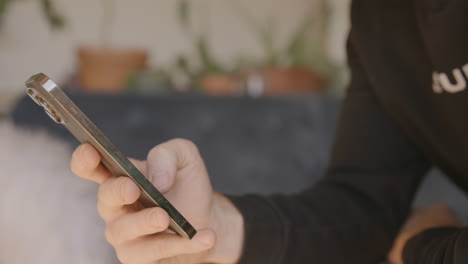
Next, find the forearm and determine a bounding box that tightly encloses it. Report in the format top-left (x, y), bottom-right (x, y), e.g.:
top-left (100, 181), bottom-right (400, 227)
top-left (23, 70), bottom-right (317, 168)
top-left (230, 180), bottom-right (406, 264)
top-left (220, 15), bottom-right (432, 263)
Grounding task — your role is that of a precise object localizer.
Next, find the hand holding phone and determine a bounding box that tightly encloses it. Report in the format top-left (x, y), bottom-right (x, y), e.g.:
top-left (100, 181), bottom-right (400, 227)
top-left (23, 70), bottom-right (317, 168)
top-left (25, 73), bottom-right (196, 239)
top-left (25, 73), bottom-right (244, 264)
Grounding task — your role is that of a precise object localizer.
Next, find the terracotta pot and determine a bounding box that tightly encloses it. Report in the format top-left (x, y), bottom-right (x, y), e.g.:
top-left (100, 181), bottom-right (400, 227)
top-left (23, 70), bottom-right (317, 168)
top-left (199, 73), bottom-right (238, 96)
top-left (246, 67), bottom-right (325, 95)
top-left (78, 46), bottom-right (148, 92)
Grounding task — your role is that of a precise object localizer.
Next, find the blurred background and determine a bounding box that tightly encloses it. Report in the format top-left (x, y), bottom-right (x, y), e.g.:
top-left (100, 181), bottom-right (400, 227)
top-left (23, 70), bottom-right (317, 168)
top-left (0, 0), bottom-right (350, 113)
top-left (1, 0), bottom-right (354, 197)
top-left (0, 2), bottom-right (355, 262)
top-left (2, 1), bottom-right (468, 263)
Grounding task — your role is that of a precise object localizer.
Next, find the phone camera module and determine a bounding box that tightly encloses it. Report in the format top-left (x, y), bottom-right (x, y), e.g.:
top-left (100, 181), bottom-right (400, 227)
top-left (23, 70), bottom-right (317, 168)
top-left (27, 88), bottom-right (43, 106)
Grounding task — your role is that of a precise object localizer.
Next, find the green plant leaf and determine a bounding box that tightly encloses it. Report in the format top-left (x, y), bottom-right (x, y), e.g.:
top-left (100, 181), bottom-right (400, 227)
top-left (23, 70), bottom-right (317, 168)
top-left (285, 14), bottom-right (315, 67)
top-left (40, 0), bottom-right (65, 29)
top-left (0, 0), bottom-right (12, 26)
top-left (175, 54), bottom-right (194, 78)
top-left (1, 0), bottom-right (65, 29)
top-left (177, 0), bottom-right (191, 31)
top-left (260, 17), bottom-right (279, 65)
top-left (228, 1), bottom-right (279, 66)
top-left (195, 35), bottom-right (225, 73)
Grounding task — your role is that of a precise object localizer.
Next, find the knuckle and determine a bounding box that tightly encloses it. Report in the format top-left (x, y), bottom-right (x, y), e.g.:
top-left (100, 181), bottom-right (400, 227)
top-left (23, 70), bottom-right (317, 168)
top-left (173, 138), bottom-right (198, 153)
top-left (172, 138), bottom-right (202, 166)
top-left (149, 138), bottom-right (201, 163)
top-left (97, 177), bottom-right (127, 206)
top-left (114, 177), bottom-right (130, 204)
top-left (142, 209), bottom-right (158, 229)
top-left (116, 178), bottom-right (129, 203)
top-left (148, 144), bottom-right (171, 159)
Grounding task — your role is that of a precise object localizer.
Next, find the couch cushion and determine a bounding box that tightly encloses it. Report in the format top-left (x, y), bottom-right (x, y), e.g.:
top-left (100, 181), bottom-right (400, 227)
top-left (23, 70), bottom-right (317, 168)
top-left (11, 93), bottom-right (468, 221)
top-left (10, 93), bottom-right (340, 195)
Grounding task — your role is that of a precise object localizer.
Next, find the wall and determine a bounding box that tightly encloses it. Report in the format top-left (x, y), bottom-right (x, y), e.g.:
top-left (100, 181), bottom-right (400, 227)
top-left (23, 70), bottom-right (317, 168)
top-left (0, 0), bottom-right (350, 93)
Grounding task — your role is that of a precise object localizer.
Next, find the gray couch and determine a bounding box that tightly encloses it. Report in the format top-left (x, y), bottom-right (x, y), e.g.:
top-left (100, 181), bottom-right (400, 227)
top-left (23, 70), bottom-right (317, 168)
top-left (10, 93), bottom-right (468, 224)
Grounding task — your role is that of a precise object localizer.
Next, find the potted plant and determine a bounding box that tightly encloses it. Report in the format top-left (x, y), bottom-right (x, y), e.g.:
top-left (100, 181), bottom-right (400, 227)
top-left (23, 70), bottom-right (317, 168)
top-left (77, 0), bottom-right (148, 92)
top-left (128, 1), bottom-right (338, 96)
top-left (235, 0), bottom-right (333, 95)
top-left (172, 0), bottom-right (237, 96)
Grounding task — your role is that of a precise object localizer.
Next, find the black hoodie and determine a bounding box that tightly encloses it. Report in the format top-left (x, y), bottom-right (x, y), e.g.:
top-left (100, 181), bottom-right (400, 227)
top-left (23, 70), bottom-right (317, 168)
top-left (231, 0), bottom-right (468, 263)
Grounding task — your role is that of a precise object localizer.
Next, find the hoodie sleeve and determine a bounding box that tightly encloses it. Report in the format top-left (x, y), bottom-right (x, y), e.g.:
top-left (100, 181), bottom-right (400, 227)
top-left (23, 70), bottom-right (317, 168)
top-left (229, 31), bottom-right (431, 263)
top-left (402, 226), bottom-right (468, 264)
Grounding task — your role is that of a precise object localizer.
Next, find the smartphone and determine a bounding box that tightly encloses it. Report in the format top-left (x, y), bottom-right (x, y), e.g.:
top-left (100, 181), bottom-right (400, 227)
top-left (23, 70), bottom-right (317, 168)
top-left (25, 73), bottom-right (196, 239)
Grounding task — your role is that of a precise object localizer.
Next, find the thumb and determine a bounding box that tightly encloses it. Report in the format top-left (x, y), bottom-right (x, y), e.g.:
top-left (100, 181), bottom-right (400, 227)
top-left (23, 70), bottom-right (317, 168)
top-left (146, 138), bottom-right (204, 193)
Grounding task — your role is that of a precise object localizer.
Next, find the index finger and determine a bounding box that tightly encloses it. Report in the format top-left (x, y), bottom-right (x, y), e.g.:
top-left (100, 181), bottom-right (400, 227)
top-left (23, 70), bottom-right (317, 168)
top-left (70, 143), bottom-right (112, 183)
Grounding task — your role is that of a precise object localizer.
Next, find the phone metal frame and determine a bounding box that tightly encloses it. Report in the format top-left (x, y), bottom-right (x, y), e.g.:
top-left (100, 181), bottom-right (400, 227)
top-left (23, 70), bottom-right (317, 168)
top-left (25, 73), bottom-right (196, 239)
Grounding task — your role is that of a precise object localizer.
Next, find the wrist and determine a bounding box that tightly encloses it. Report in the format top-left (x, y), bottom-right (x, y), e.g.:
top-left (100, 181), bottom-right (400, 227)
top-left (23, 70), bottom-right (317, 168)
top-left (207, 192), bottom-right (244, 263)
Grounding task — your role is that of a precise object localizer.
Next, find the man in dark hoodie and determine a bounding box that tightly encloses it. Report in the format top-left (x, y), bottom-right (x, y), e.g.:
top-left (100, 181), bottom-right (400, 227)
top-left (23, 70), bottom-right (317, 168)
top-left (70, 0), bottom-right (468, 263)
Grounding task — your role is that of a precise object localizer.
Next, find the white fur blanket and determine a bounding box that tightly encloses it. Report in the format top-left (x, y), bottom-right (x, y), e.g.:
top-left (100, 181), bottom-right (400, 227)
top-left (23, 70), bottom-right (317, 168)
top-left (0, 122), bottom-right (117, 264)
